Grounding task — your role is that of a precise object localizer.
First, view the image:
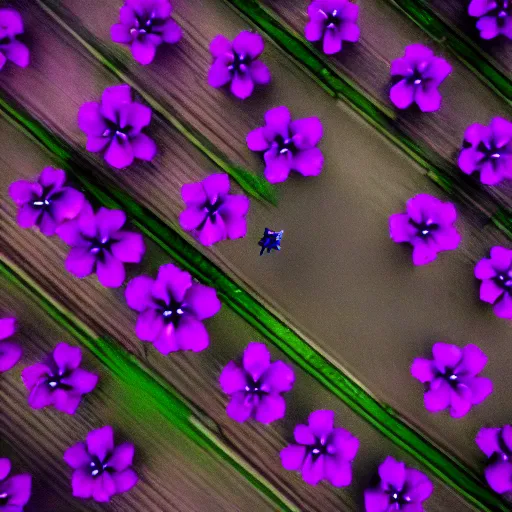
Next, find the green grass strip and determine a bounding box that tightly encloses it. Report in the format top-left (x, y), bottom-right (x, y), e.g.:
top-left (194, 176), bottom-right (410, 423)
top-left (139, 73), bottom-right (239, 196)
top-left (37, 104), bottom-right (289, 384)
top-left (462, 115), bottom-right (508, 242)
top-left (35, 0), bottom-right (277, 206)
top-left (0, 255), bottom-right (299, 512)
top-left (387, 0), bottom-right (512, 105)
top-left (0, 94), bottom-right (508, 511)
top-left (222, 0), bottom-right (512, 239)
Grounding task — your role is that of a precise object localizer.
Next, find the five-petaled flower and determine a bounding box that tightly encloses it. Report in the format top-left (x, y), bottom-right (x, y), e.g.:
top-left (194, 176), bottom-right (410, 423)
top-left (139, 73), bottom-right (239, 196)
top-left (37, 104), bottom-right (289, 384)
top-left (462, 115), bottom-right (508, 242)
top-left (458, 117), bottom-right (512, 186)
top-left (0, 317), bottom-right (22, 374)
top-left (364, 456), bottom-right (433, 512)
top-left (468, 0), bottom-right (511, 40)
top-left (390, 44), bottom-right (451, 112)
top-left (111, 0), bottom-right (182, 65)
top-left (476, 425), bottom-right (512, 494)
top-left (474, 246), bottom-right (512, 320)
top-left (56, 203), bottom-right (145, 288)
top-left (179, 173), bottom-right (250, 246)
top-left (78, 84), bottom-right (157, 169)
top-left (389, 194), bottom-right (461, 266)
top-left (258, 228), bottom-right (283, 255)
top-left (208, 31), bottom-right (271, 99)
top-left (21, 343), bottom-right (98, 415)
top-left (0, 9), bottom-right (29, 71)
top-left (125, 263), bottom-right (221, 354)
top-left (411, 342), bottom-right (493, 418)
top-left (64, 426), bottom-right (138, 503)
top-left (247, 106), bottom-right (324, 183)
top-left (0, 458), bottom-right (32, 511)
top-left (219, 342), bottom-right (295, 424)
top-left (304, 0), bottom-right (360, 55)
top-left (9, 167), bottom-right (85, 236)
top-left (280, 409), bottom-right (359, 486)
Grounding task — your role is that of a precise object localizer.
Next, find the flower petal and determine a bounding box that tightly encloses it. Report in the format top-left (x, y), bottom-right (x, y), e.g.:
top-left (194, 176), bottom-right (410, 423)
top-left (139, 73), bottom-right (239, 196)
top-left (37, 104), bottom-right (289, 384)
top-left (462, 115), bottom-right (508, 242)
top-left (323, 28), bottom-right (342, 55)
top-left (131, 39), bottom-right (157, 65)
top-left (485, 462), bottom-right (512, 494)
top-left (125, 276), bottom-right (154, 312)
top-left (293, 147), bottom-right (324, 176)
top-left (0, 318), bottom-right (16, 340)
top-left (390, 80), bottom-right (414, 110)
top-left (71, 469), bottom-right (95, 499)
top-left (308, 409), bottom-right (335, 438)
top-left (0, 342), bottom-right (22, 373)
top-left (175, 316), bottom-right (209, 352)
top-left (135, 309), bottom-right (163, 342)
top-left (476, 427), bottom-right (501, 457)
top-left (86, 426), bottom-right (114, 461)
top-left (97, 252), bottom-right (126, 288)
top-left (185, 283), bottom-right (221, 320)
top-left (294, 425), bottom-right (316, 445)
top-left (405, 468), bottom-right (434, 501)
top-left (231, 72), bottom-right (254, 99)
top-left (364, 489), bottom-right (390, 512)
top-left (112, 468), bottom-right (138, 493)
top-left (0, 458), bottom-right (11, 481)
top-left (424, 379), bottom-right (450, 413)
top-left (411, 358), bottom-right (435, 383)
top-left (226, 392), bottom-right (253, 422)
top-left (131, 133), bottom-right (157, 161)
top-left (53, 342), bottom-right (82, 370)
top-left (280, 445), bottom-right (307, 470)
top-left (233, 31), bottom-right (264, 58)
top-left (111, 23), bottom-right (132, 43)
top-left (262, 360), bottom-right (295, 393)
top-left (249, 61), bottom-right (271, 84)
top-left (161, 19), bottom-right (182, 44)
top-left (432, 342), bottom-right (462, 372)
top-left (111, 232), bottom-right (145, 263)
top-left (290, 117), bottom-right (323, 148)
top-left (493, 293), bottom-right (512, 319)
top-left (415, 87), bottom-right (442, 113)
top-left (325, 458), bottom-right (352, 487)
top-left (301, 453), bottom-right (324, 485)
top-left (379, 456), bottom-right (406, 490)
top-left (243, 342), bottom-right (271, 381)
top-left (468, 377), bottom-right (493, 405)
top-left (254, 394), bottom-right (286, 423)
top-left (21, 363), bottom-right (50, 389)
top-left (78, 102), bottom-right (108, 136)
top-left (457, 344), bottom-right (487, 376)
top-left (104, 138), bottom-right (135, 169)
top-left (208, 60), bottom-right (232, 88)
top-left (219, 362), bottom-right (247, 394)
top-left (109, 443), bottom-right (135, 471)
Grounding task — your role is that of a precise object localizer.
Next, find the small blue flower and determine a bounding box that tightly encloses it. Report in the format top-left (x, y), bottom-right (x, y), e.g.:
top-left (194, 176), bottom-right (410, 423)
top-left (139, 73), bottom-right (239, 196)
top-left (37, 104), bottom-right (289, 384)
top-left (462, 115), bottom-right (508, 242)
top-left (259, 228), bottom-right (283, 255)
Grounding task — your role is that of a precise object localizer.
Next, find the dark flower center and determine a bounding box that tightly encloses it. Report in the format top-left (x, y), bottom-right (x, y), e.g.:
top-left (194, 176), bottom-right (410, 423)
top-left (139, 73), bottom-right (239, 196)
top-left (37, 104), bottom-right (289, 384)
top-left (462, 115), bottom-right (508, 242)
top-left (0, 492), bottom-right (9, 505)
top-left (32, 198), bottom-right (51, 208)
top-left (274, 134), bottom-right (296, 155)
top-left (89, 456), bottom-right (111, 478)
top-left (309, 436), bottom-right (332, 460)
top-left (325, 10), bottom-right (341, 29)
top-left (441, 367), bottom-right (461, 388)
top-left (46, 370), bottom-right (73, 391)
top-left (495, 271), bottom-right (512, 291)
top-left (408, 68), bottom-right (426, 86)
top-left (387, 488), bottom-right (412, 507)
top-left (103, 127), bottom-right (130, 143)
top-left (494, 0), bottom-right (510, 25)
top-left (130, 11), bottom-right (162, 38)
top-left (155, 298), bottom-right (186, 325)
top-left (229, 53), bottom-right (251, 74)
top-left (88, 236), bottom-right (113, 257)
top-left (476, 139), bottom-right (509, 167)
top-left (244, 378), bottom-right (268, 398)
top-left (0, 36), bottom-right (11, 46)
top-left (410, 218), bottom-right (439, 238)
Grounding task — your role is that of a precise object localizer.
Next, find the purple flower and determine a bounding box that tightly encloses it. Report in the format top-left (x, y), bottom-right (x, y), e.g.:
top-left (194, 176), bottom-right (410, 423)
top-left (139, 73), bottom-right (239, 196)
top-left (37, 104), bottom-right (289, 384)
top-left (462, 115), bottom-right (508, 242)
top-left (125, 263), bottom-right (221, 354)
top-left (0, 318), bottom-right (22, 374)
top-left (64, 426), bottom-right (138, 503)
top-left (219, 342), bottom-right (295, 424)
top-left (56, 203), bottom-right (145, 288)
top-left (468, 0), bottom-right (511, 40)
top-left (111, 0), bottom-right (182, 65)
top-left (476, 425), bottom-right (512, 494)
top-left (78, 84), bottom-right (157, 169)
top-left (390, 44), bottom-right (451, 112)
top-left (411, 343), bottom-right (492, 418)
top-left (0, 9), bottom-right (29, 71)
top-left (0, 458), bottom-right (32, 511)
top-left (247, 106), bottom-right (324, 183)
top-left (179, 173), bottom-right (250, 246)
top-left (8, 167), bottom-right (85, 236)
top-left (208, 31), bottom-right (271, 99)
top-left (304, 0), bottom-right (360, 55)
top-left (364, 456), bottom-right (433, 512)
top-left (389, 194), bottom-right (461, 266)
top-left (458, 117), bottom-right (512, 186)
top-left (475, 246), bottom-right (512, 320)
top-left (21, 343), bottom-right (98, 415)
top-left (280, 410), bottom-right (359, 486)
